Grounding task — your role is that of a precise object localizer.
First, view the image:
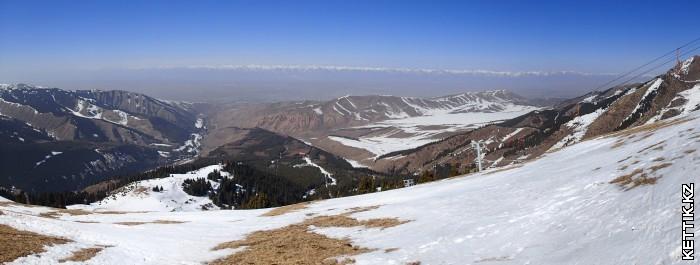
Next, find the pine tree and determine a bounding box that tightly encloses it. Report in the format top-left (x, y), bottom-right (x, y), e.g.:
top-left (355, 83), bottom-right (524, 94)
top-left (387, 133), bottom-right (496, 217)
top-left (417, 170), bottom-right (436, 183)
top-left (357, 176), bottom-right (375, 194)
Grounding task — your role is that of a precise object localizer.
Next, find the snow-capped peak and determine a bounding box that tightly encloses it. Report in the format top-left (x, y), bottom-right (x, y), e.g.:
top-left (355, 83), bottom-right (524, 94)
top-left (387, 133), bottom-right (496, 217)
top-left (680, 56), bottom-right (695, 75)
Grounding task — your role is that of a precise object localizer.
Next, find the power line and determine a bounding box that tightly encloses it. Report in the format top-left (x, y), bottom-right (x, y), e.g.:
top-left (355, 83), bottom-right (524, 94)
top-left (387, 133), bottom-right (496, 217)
top-left (610, 43), bottom-right (700, 88)
top-left (592, 36), bottom-right (700, 92)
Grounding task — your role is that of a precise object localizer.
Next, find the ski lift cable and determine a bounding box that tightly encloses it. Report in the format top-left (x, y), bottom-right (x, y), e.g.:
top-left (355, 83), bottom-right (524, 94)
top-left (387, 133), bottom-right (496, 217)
top-left (610, 44), bottom-right (700, 88)
top-left (591, 36), bottom-right (700, 92)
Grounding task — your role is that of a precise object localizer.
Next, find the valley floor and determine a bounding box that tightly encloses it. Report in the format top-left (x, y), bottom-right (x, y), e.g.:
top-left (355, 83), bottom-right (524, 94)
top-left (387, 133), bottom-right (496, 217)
top-left (1, 112), bottom-right (699, 264)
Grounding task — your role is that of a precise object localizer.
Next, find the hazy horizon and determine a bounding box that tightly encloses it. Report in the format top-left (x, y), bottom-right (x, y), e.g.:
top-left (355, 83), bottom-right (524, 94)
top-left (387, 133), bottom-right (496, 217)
top-left (1, 0), bottom-right (698, 102)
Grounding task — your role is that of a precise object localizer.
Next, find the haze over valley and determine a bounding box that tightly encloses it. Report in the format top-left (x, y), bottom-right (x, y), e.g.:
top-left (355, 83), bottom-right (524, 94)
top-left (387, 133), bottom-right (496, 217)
top-left (1, 1), bottom-right (698, 264)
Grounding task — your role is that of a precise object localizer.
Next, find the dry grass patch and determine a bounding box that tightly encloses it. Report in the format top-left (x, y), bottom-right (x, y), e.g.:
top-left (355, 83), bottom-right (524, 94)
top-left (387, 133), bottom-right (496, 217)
top-left (114, 220), bottom-right (186, 226)
top-left (0, 224), bottom-right (71, 263)
top-left (214, 208), bottom-right (409, 264)
top-left (617, 156), bottom-right (632, 163)
top-left (607, 117), bottom-right (693, 138)
top-left (0, 201), bottom-right (43, 208)
top-left (610, 169), bottom-right (642, 187)
top-left (346, 205), bottom-right (381, 214)
top-left (58, 247), bottom-right (104, 263)
top-left (39, 209), bottom-right (91, 219)
top-left (610, 168), bottom-right (660, 191)
top-left (684, 149), bottom-right (696, 154)
top-left (261, 202), bottom-right (312, 217)
top-left (610, 139), bottom-right (626, 149)
top-left (639, 141), bottom-right (665, 153)
top-left (483, 164), bottom-right (524, 175)
top-left (305, 215), bottom-right (408, 230)
top-left (649, 163), bottom-right (673, 173)
top-left (133, 186), bottom-right (149, 195)
top-left (652, 157), bottom-right (665, 162)
top-left (384, 248), bottom-right (399, 253)
top-left (211, 224), bottom-right (370, 265)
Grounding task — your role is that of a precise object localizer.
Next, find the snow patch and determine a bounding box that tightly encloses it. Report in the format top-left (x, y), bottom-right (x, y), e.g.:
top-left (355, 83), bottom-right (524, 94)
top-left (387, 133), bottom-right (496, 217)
top-left (296, 157), bottom-right (337, 186)
top-left (1, 111), bottom-right (698, 264)
top-left (71, 165), bottom-right (228, 212)
top-left (34, 151), bottom-right (63, 167)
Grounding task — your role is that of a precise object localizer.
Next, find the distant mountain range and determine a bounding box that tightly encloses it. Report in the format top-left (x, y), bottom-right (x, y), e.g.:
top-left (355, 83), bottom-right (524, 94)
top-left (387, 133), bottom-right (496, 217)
top-left (0, 85), bottom-right (205, 192)
top-left (368, 56), bottom-right (700, 173)
top-left (1, 56), bottom-right (698, 195)
top-left (203, 90), bottom-right (545, 164)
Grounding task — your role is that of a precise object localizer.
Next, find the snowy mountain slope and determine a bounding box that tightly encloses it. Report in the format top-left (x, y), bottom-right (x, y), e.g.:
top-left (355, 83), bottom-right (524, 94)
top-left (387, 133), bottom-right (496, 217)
top-left (69, 165), bottom-right (228, 212)
top-left (0, 84), bottom-right (207, 192)
top-left (204, 90), bottom-right (541, 163)
top-left (327, 103), bottom-right (537, 159)
top-left (0, 84), bottom-right (201, 145)
top-left (369, 56), bottom-right (700, 174)
top-left (1, 108), bottom-right (698, 264)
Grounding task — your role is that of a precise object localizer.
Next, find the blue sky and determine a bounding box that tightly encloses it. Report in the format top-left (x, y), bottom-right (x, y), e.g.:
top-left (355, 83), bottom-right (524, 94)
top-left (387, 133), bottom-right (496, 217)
top-left (0, 0), bottom-right (698, 100)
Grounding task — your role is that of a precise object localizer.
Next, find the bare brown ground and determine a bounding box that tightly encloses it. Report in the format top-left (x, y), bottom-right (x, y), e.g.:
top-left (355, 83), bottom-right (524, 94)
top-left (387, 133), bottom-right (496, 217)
top-left (652, 157), bottom-right (665, 162)
top-left (114, 220), bottom-right (186, 226)
top-left (261, 202), bottom-right (312, 217)
top-left (39, 209), bottom-right (91, 219)
top-left (606, 117), bottom-right (693, 138)
top-left (649, 163), bottom-right (673, 173)
top-left (58, 247), bottom-right (104, 263)
top-left (74, 220), bottom-right (99, 224)
top-left (684, 149), bottom-right (696, 154)
top-left (211, 224), bottom-right (369, 265)
top-left (639, 141), bottom-right (666, 153)
top-left (133, 186), bottom-right (149, 195)
top-left (345, 205), bottom-right (382, 214)
top-left (617, 156), bottom-right (632, 163)
top-left (0, 201), bottom-right (42, 208)
top-left (610, 139), bottom-right (626, 149)
top-left (213, 208), bottom-right (409, 265)
top-left (384, 248), bottom-right (399, 253)
top-left (0, 224), bottom-right (71, 263)
top-left (610, 164), bottom-right (668, 191)
top-left (304, 215), bottom-right (408, 230)
top-left (483, 164), bottom-right (524, 175)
